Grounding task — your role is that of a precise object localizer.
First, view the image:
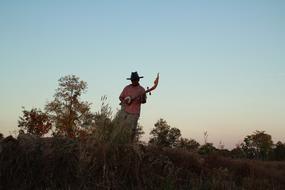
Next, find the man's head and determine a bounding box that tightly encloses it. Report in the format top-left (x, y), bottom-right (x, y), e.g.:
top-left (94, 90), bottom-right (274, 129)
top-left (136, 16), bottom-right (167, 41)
top-left (131, 79), bottom-right (139, 86)
top-left (127, 72), bottom-right (143, 86)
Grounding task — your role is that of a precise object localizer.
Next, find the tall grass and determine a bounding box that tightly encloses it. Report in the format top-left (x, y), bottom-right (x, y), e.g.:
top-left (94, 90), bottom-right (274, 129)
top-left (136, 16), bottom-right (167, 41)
top-left (1, 133), bottom-right (285, 190)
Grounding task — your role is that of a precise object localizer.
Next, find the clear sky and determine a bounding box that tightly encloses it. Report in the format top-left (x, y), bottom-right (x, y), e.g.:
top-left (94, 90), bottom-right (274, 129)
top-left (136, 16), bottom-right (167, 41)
top-left (0, 0), bottom-right (284, 148)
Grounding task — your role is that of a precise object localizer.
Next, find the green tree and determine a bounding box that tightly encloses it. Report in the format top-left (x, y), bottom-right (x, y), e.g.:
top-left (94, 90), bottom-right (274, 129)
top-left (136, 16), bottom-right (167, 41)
top-left (18, 107), bottom-right (52, 137)
top-left (45, 75), bottom-right (95, 138)
top-left (177, 138), bottom-right (200, 151)
top-left (272, 141), bottom-right (285, 161)
top-left (231, 145), bottom-right (246, 159)
top-left (198, 143), bottom-right (217, 155)
top-left (241, 130), bottom-right (273, 160)
top-left (149, 119), bottom-right (181, 148)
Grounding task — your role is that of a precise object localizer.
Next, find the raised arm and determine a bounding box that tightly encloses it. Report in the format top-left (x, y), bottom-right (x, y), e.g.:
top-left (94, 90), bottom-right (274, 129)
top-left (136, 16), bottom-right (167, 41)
top-left (146, 73), bottom-right (159, 94)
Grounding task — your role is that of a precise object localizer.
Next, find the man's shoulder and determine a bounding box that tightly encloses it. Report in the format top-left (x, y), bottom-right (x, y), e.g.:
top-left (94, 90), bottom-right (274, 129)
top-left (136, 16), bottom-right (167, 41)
top-left (124, 84), bottom-right (132, 89)
top-left (138, 85), bottom-right (145, 91)
top-left (124, 84), bottom-right (145, 91)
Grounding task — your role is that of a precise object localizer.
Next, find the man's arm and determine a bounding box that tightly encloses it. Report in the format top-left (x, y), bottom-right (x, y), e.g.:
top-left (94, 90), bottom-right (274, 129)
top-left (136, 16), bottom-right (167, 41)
top-left (141, 93), bottom-right (147, 104)
top-left (140, 87), bottom-right (147, 104)
top-left (119, 86), bottom-right (128, 102)
top-left (119, 91), bottom-right (125, 102)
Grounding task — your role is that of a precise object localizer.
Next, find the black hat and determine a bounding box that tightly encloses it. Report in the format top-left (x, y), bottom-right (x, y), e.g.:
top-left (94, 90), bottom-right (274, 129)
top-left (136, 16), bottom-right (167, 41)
top-left (127, 72), bottom-right (144, 81)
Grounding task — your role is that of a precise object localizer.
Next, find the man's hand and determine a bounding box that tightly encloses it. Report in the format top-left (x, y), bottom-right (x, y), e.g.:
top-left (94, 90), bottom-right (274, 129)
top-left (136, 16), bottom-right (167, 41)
top-left (124, 96), bottom-right (132, 105)
top-left (141, 94), bottom-right (147, 104)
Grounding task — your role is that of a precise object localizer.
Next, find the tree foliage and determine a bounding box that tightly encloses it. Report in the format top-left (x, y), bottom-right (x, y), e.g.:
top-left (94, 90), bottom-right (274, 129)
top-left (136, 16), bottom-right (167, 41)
top-left (45, 75), bottom-right (95, 138)
top-left (0, 133), bottom-right (3, 140)
top-left (242, 130), bottom-right (273, 160)
top-left (177, 138), bottom-right (200, 151)
top-left (149, 119), bottom-right (181, 148)
top-left (272, 141), bottom-right (285, 160)
top-left (230, 145), bottom-right (245, 159)
top-left (198, 143), bottom-right (217, 155)
top-left (18, 108), bottom-right (52, 137)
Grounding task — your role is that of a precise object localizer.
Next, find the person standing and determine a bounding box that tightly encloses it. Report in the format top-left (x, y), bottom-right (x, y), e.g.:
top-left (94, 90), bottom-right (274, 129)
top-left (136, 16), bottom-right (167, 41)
top-left (118, 72), bottom-right (147, 141)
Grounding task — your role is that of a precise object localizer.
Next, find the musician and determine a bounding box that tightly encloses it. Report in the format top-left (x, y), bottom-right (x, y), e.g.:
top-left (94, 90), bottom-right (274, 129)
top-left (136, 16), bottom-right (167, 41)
top-left (119, 72), bottom-right (147, 141)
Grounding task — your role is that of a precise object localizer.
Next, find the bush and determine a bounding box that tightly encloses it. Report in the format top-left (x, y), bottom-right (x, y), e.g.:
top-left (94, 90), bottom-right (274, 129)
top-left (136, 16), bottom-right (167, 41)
top-left (1, 136), bottom-right (285, 190)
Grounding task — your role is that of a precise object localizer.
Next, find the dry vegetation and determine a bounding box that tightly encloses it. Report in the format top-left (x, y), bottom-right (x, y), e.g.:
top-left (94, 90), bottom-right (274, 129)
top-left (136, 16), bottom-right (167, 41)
top-left (1, 134), bottom-right (285, 190)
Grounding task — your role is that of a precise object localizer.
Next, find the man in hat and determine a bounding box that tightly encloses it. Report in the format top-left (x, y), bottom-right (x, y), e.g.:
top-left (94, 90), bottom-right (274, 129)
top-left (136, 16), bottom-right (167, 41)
top-left (118, 72), bottom-right (147, 141)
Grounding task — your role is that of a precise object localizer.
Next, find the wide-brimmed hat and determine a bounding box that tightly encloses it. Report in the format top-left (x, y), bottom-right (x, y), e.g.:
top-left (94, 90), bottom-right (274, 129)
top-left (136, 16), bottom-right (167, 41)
top-left (127, 72), bottom-right (144, 81)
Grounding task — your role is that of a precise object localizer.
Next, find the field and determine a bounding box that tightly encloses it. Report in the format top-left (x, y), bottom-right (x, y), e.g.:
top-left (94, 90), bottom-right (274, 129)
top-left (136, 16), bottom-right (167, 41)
top-left (1, 135), bottom-right (285, 190)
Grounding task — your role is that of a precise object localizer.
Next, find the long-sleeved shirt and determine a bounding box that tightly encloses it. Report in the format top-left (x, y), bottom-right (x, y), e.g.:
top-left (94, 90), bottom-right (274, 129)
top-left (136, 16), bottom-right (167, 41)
top-left (119, 84), bottom-right (146, 115)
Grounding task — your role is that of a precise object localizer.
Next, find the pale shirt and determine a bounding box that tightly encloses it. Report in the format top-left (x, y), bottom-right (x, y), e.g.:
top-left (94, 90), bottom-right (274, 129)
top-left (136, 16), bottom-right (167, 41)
top-left (119, 84), bottom-right (146, 115)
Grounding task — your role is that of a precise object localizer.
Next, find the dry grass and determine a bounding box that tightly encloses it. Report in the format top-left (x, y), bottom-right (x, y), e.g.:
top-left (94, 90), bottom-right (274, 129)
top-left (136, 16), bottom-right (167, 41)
top-left (1, 135), bottom-right (285, 190)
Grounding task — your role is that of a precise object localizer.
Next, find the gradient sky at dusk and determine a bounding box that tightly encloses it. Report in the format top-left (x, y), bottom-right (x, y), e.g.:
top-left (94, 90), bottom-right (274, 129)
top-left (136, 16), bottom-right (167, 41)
top-left (1, 0), bottom-right (284, 148)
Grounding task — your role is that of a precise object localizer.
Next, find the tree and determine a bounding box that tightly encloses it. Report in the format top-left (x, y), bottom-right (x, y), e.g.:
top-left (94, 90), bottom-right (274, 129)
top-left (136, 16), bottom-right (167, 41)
top-left (45, 75), bottom-right (95, 138)
top-left (149, 119), bottom-right (181, 148)
top-left (18, 107), bottom-right (52, 137)
top-left (177, 138), bottom-right (200, 151)
top-left (241, 130), bottom-right (273, 160)
top-left (198, 143), bottom-right (217, 155)
top-left (272, 141), bottom-right (285, 161)
top-left (231, 144), bottom-right (246, 159)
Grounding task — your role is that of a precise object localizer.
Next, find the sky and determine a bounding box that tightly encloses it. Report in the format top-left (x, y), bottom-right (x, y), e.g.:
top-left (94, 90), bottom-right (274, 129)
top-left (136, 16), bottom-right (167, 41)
top-left (0, 0), bottom-right (284, 149)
